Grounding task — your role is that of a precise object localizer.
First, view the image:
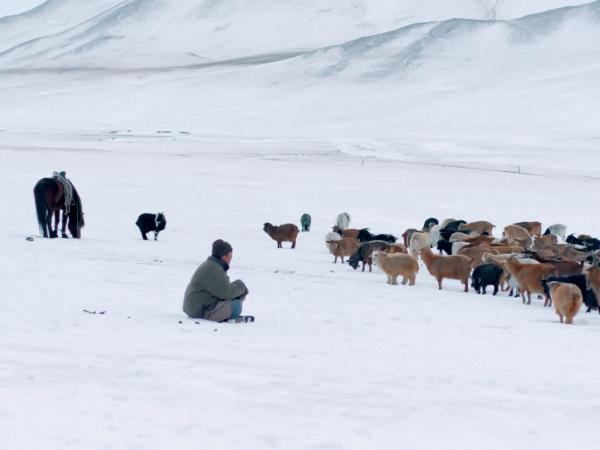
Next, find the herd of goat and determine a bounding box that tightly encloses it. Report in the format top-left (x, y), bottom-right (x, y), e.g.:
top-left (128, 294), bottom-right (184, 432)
top-left (262, 213), bottom-right (600, 325)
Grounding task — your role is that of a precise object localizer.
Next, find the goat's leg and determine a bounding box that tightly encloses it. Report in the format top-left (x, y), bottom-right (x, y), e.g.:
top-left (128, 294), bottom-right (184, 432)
top-left (154, 231), bottom-right (159, 241)
top-left (141, 231), bottom-right (148, 240)
top-left (437, 278), bottom-right (443, 290)
top-left (463, 279), bottom-right (469, 293)
top-left (401, 276), bottom-right (407, 285)
top-left (291, 240), bottom-right (296, 249)
top-left (527, 291), bottom-right (532, 305)
top-left (493, 284), bottom-right (499, 296)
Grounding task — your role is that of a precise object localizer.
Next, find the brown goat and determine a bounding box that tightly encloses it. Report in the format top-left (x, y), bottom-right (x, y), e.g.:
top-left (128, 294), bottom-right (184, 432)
top-left (458, 246), bottom-right (498, 267)
top-left (514, 221), bottom-right (542, 237)
top-left (326, 237), bottom-right (360, 263)
top-left (420, 247), bottom-right (472, 292)
top-left (548, 282), bottom-right (582, 324)
top-left (458, 220), bottom-right (494, 235)
top-left (463, 235), bottom-right (495, 247)
top-left (333, 226), bottom-right (360, 239)
top-left (505, 257), bottom-right (556, 306)
top-left (263, 223), bottom-right (299, 248)
top-left (503, 225), bottom-right (532, 249)
top-left (533, 234), bottom-right (557, 251)
top-left (586, 264), bottom-right (600, 304)
top-left (386, 243), bottom-right (408, 254)
top-left (372, 251), bottom-right (419, 286)
top-left (484, 244), bottom-right (524, 254)
top-left (527, 252), bottom-right (583, 277)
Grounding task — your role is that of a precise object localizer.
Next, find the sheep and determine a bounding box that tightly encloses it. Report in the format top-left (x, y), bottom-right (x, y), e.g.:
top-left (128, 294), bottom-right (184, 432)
top-left (505, 257), bottom-right (556, 306)
top-left (326, 237), bottom-right (360, 264)
top-left (541, 274), bottom-right (599, 314)
top-left (335, 212), bottom-right (351, 231)
top-left (514, 221), bottom-right (542, 237)
top-left (420, 247), bottom-right (472, 292)
top-left (372, 251), bottom-right (419, 286)
top-left (300, 213), bottom-right (312, 232)
top-left (458, 221), bottom-right (495, 235)
top-left (503, 225), bottom-right (532, 250)
top-left (357, 228), bottom-right (397, 243)
top-left (402, 228), bottom-right (419, 247)
top-left (348, 240), bottom-right (391, 272)
top-left (471, 263), bottom-right (504, 295)
top-left (546, 282), bottom-right (582, 324)
top-left (332, 226), bottom-right (360, 239)
top-left (409, 231), bottom-right (431, 258)
top-left (263, 223), bottom-right (299, 249)
top-left (544, 224), bottom-right (567, 241)
top-left (423, 217), bottom-right (439, 232)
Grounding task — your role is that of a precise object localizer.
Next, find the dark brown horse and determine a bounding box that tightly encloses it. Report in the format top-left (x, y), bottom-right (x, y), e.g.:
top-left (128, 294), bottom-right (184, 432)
top-left (33, 177), bottom-right (84, 238)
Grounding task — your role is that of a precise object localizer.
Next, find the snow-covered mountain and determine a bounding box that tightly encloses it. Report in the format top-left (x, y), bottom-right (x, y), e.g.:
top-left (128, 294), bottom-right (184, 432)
top-left (0, 0), bottom-right (597, 69)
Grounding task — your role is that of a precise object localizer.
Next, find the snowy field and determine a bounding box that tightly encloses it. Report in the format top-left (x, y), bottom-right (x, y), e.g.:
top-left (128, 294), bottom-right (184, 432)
top-left (2, 1), bottom-right (600, 449)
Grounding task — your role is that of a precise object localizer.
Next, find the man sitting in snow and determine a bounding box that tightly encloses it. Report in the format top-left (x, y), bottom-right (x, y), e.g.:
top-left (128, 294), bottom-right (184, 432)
top-left (183, 239), bottom-right (253, 323)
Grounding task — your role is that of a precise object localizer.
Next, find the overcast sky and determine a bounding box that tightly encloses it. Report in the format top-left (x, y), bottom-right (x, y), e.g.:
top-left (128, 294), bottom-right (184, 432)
top-left (0, 0), bottom-right (46, 18)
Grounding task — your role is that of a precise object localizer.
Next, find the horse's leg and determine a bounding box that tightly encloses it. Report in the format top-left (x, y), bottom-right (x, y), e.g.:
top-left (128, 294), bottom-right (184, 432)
top-left (61, 210), bottom-right (68, 238)
top-left (48, 209), bottom-right (57, 238)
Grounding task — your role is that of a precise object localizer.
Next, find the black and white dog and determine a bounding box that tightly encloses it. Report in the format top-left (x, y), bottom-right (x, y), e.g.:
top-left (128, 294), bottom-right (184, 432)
top-left (136, 213), bottom-right (167, 240)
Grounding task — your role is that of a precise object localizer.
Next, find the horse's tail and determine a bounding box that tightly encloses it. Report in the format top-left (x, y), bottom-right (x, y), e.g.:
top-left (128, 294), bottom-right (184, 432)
top-left (33, 181), bottom-right (48, 236)
top-left (72, 186), bottom-right (84, 227)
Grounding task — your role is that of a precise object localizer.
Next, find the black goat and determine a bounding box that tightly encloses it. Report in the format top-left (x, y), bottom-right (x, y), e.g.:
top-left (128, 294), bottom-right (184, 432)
top-left (442, 220), bottom-right (467, 232)
top-left (471, 263), bottom-right (503, 295)
top-left (436, 239), bottom-right (452, 255)
top-left (541, 275), bottom-right (599, 313)
top-left (357, 228), bottom-right (397, 243)
top-left (136, 213), bottom-right (167, 241)
top-left (348, 240), bottom-right (391, 272)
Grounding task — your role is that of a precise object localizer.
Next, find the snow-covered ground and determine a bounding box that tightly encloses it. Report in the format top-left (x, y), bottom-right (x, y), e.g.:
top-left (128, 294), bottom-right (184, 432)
top-left (1, 1), bottom-right (600, 449)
